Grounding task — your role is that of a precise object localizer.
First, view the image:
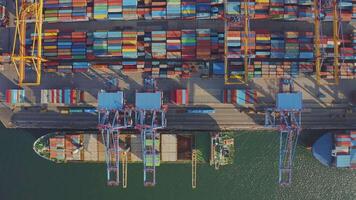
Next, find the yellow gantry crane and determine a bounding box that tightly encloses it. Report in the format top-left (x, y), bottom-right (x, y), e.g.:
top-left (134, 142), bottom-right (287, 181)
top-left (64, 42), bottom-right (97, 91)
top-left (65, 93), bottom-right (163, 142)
top-left (11, 0), bottom-right (44, 87)
top-left (314, 0), bottom-right (340, 85)
top-left (242, 0), bottom-right (250, 84)
top-left (224, 0), bottom-right (250, 85)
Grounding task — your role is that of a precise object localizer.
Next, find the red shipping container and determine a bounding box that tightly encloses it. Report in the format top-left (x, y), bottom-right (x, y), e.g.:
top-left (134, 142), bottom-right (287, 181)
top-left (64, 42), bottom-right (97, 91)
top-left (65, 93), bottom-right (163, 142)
top-left (5, 90), bottom-right (10, 104)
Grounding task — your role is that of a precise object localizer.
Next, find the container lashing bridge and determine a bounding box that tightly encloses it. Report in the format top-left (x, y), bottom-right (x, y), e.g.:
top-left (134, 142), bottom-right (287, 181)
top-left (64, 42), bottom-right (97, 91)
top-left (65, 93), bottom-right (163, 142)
top-left (265, 78), bottom-right (302, 186)
top-left (135, 76), bottom-right (167, 187)
top-left (97, 91), bottom-right (133, 187)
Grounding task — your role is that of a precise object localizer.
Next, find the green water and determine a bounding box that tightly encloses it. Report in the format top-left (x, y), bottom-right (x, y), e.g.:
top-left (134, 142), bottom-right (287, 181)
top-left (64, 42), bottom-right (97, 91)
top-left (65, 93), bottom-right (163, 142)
top-left (0, 125), bottom-right (355, 200)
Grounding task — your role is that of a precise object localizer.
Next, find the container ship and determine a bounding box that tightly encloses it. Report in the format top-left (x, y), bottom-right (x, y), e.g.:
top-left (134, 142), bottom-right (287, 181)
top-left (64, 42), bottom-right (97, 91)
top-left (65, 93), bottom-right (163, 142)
top-left (312, 131), bottom-right (356, 169)
top-left (34, 131), bottom-right (196, 163)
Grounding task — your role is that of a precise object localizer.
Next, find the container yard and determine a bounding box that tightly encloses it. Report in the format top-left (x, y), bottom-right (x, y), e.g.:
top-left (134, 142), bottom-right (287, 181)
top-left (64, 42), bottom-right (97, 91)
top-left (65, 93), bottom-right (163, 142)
top-left (0, 0), bottom-right (355, 189)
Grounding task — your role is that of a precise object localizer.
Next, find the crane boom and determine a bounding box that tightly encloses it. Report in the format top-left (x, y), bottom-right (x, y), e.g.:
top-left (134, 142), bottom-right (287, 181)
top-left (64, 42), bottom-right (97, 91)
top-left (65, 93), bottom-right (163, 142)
top-left (332, 0), bottom-right (339, 85)
top-left (314, 0), bottom-right (321, 85)
top-left (243, 0), bottom-right (249, 83)
top-left (314, 0), bottom-right (340, 85)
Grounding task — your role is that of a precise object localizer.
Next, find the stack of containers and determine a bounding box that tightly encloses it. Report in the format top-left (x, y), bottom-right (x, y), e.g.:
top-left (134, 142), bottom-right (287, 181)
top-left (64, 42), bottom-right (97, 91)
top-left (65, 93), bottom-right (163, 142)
top-left (108, 31), bottom-right (122, 57)
top-left (86, 32), bottom-right (94, 59)
top-left (71, 32), bottom-right (87, 59)
top-left (255, 0), bottom-right (269, 19)
top-left (227, 60), bottom-right (244, 78)
top-left (58, 0), bottom-right (72, 21)
top-left (241, 31), bottom-right (256, 59)
top-left (93, 31), bottom-right (108, 57)
top-left (324, 6), bottom-right (334, 21)
top-left (5, 89), bottom-right (25, 105)
top-left (226, 0), bottom-right (240, 16)
top-left (351, 131), bottom-right (356, 169)
top-left (44, 1), bottom-right (59, 22)
top-left (271, 33), bottom-right (285, 58)
top-left (144, 31), bottom-right (152, 59)
top-left (240, 0), bottom-right (255, 18)
top-left (284, 0), bottom-right (298, 20)
top-left (260, 61), bottom-right (269, 77)
top-left (167, 0), bottom-right (181, 19)
top-left (289, 61), bottom-right (299, 77)
top-left (122, 61), bottom-right (141, 72)
top-left (123, 31), bottom-right (138, 59)
top-left (340, 34), bottom-right (353, 61)
top-left (218, 32), bottom-right (225, 57)
top-left (227, 31), bottom-right (241, 58)
top-left (269, 0), bottom-right (284, 19)
top-left (182, 62), bottom-right (191, 78)
top-left (152, 0), bottom-right (167, 19)
top-left (196, 0), bottom-right (211, 19)
top-left (321, 36), bottom-right (334, 59)
top-left (297, 0), bottom-right (313, 20)
top-left (335, 134), bottom-right (352, 168)
top-left (353, 1), bottom-right (356, 21)
top-left (298, 32), bottom-right (313, 59)
top-left (210, 0), bottom-right (224, 19)
top-left (252, 61), bottom-right (261, 78)
top-left (49, 136), bottom-right (65, 161)
top-left (285, 32), bottom-right (299, 59)
top-left (255, 31), bottom-right (271, 59)
top-left (210, 31), bottom-right (219, 59)
top-left (94, 0), bottom-right (108, 20)
top-left (353, 29), bottom-right (356, 59)
top-left (151, 31), bottom-right (167, 59)
top-left (182, 0), bottom-right (196, 19)
top-left (72, 0), bottom-right (88, 21)
top-left (72, 62), bottom-right (90, 72)
top-left (167, 31), bottom-right (182, 59)
top-left (40, 89), bottom-right (84, 105)
top-left (58, 63), bottom-right (73, 73)
top-left (299, 61), bottom-right (313, 73)
top-left (108, 0), bottom-right (123, 19)
top-left (43, 29), bottom-right (59, 58)
top-left (340, 63), bottom-right (355, 79)
top-left (44, 61), bottom-right (60, 72)
top-left (339, 0), bottom-right (352, 21)
top-left (182, 30), bottom-right (196, 60)
top-left (136, 0), bottom-right (146, 19)
top-left (173, 61), bottom-right (183, 76)
top-left (151, 61), bottom-right (160, 77)
top-left (196, 29), bottom-right (211, 59)
top-left (137, 31), bottom-right (146, 59)
top-left (223, 89), bottom-right (257, 105)
top-left (123, 0), bottom-right (138, 20)
top-left (172, 89), bottom-right (188, 105)
top-left (57, 32), bottom-right (72, 59)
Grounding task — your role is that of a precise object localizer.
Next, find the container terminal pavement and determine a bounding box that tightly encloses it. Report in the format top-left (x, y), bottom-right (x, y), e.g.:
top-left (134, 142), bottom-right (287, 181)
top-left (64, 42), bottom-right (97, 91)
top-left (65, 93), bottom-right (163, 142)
top-left (0, 0), bottom-right (355, 131)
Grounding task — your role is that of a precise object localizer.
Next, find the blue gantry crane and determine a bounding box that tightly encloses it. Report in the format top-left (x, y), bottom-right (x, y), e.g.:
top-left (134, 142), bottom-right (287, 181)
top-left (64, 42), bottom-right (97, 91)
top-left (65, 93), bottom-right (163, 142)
top-left (97, 91), bottom-right (133, 186)
top-left (134, 77), bottom-right (167, 187)
top-left (265, 78), bottom-right (302, 186)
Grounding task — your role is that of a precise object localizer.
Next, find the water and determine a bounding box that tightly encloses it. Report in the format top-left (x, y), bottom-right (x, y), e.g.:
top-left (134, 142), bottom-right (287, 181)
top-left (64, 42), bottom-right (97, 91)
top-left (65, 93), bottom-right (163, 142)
top-left (0, 124), bottom-right (355, 200)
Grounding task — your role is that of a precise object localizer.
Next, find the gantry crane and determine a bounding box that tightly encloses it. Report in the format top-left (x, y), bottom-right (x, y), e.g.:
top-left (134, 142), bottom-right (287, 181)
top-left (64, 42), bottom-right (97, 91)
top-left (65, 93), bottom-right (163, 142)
top-left (265, 78), bottom-right (302, 186)
top-left (314, 0), bottom-right (340, 85)
top-left (224, 0), bottom-right (251, 84)
top-left (97, 91), bottom-right (133, 187)
top-left (134, 76), bottom-right (167, 187)
top-left (11, 0), bottom-right (44, 86)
